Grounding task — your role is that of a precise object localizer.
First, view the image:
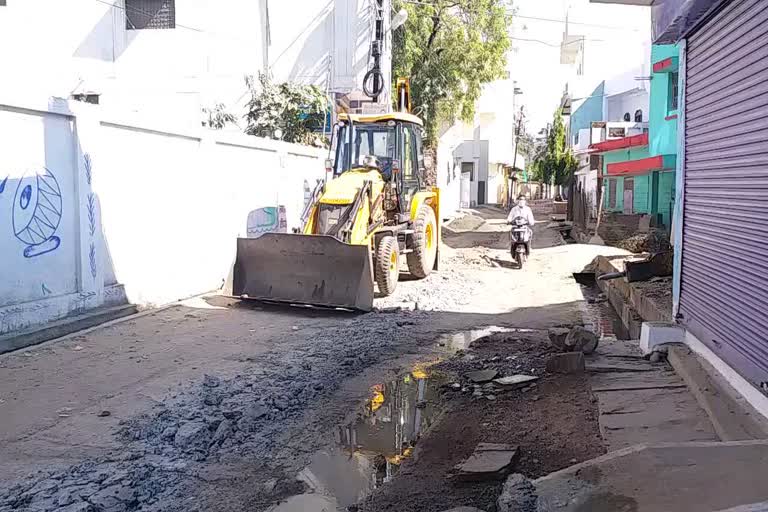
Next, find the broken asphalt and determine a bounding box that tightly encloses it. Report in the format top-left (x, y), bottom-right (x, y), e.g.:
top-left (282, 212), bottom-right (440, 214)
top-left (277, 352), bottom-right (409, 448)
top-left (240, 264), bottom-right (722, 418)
top-left (0, 206), bottom-right (641, 511)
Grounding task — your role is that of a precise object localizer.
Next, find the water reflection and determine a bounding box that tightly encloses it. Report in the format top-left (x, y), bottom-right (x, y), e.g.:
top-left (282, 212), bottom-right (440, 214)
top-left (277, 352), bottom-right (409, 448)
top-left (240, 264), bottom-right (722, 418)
top-left (438, 326), bottom-right (513, 351)
top-left (293, 368), bottom-right (446, 510)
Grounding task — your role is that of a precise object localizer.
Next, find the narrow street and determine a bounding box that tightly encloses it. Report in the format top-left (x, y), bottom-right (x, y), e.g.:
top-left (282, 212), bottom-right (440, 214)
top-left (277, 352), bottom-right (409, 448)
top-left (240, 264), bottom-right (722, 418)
top-left (0, 207), bottom-right (628, 512)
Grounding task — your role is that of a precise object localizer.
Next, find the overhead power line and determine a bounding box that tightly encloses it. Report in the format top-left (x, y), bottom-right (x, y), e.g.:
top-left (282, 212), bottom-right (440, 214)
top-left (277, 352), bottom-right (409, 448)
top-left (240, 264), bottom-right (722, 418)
top-left (510, 37), bottom-right (607, 48)
top-left (513, 14), bottom-right (641, 31)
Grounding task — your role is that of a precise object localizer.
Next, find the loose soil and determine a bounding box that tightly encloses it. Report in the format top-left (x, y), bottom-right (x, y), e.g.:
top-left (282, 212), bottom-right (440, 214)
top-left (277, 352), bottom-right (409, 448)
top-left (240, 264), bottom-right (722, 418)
top-left (359, 330), bottom-right (605, 512)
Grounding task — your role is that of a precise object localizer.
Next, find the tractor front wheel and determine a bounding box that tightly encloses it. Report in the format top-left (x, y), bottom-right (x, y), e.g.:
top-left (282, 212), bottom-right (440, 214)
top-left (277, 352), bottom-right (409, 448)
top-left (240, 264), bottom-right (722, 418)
top-left (407, 205), bottom-right (437, 278)
top-left (375, 235), bottom-right (400, 296)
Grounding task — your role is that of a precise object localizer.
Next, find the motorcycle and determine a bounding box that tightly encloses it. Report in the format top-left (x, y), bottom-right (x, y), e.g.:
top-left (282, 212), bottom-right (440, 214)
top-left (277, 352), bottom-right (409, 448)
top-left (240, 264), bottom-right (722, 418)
top-left (508, 216), bottom-right (531, 268)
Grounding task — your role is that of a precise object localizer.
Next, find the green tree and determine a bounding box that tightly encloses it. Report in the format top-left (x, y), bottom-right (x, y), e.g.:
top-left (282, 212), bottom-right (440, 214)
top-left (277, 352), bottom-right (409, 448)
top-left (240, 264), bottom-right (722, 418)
top-left (244, 72), bottom-right (328, 146)
top-left (202, 103), bottom-right (237, 130)
top-left (535, 109), bottom-right (577, 185)
top-left (392, 0), bottom-right (512, 146)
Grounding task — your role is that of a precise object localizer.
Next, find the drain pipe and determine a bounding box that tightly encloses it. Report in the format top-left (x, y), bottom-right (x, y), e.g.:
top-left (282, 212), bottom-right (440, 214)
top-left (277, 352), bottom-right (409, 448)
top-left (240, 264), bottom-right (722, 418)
top-left (598, 271), bottom-right (626, 281)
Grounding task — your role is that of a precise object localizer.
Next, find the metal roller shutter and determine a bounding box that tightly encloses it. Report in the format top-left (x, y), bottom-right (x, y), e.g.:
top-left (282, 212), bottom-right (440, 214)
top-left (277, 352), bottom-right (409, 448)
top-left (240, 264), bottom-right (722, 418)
top-left (681, 0), bottom-right (768, 390)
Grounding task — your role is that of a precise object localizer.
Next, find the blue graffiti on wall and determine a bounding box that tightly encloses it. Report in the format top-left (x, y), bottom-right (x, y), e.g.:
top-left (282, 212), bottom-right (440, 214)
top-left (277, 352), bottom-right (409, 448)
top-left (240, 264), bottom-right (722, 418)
top-left (0, 175), bottom-right (8, 194)
top-left (84, 153), bottom-right (93, 185)
top-left (41, 283), bottom-right (52, 296)
top-left (89, 242), bottom-right (97, 279)
top-left (12, 168), bottom-right (62, 258)
top-left (83, 153), bottom-right (98, 280)
top-left (87, 193), bottom-right (96, 237)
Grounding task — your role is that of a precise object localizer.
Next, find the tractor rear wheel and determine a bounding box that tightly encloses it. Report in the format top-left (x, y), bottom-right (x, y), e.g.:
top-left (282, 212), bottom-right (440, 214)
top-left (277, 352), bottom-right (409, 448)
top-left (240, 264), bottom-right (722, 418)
top-left (407, 205), bottom-right (437, 278)
top-left (375, 235), bottom-right (400, 296)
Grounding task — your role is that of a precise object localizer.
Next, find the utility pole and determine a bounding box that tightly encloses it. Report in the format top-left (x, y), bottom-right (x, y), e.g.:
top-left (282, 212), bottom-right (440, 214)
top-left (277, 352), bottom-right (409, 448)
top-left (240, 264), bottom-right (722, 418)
top-left (508, 83), bottom-right (523, 208)
top-left (509, 105), bottom-right (525, 209)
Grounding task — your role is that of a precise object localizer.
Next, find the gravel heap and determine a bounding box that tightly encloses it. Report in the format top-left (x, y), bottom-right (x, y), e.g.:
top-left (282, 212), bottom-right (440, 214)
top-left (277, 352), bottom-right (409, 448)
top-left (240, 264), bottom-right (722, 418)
top-left (0, 310), bottom-right (436, 512)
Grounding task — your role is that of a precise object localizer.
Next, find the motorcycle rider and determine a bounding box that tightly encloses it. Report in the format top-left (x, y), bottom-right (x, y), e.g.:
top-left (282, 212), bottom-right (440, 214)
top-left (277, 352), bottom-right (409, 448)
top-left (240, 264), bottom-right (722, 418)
top-left (507, 194), bottom-right (535, 254)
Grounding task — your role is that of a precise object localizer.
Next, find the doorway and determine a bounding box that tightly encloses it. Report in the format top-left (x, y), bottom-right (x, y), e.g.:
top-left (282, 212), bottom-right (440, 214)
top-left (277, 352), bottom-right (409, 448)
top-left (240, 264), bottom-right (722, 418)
top-left (623, 178), bottom-right (634, 214)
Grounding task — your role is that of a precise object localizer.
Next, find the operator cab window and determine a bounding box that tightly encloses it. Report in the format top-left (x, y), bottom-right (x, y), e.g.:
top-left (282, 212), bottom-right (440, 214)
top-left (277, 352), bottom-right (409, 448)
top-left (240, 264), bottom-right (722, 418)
top-left (402, 125), bottom-right (421, 210)
top-left (335, 123), bottom-right (396, 177)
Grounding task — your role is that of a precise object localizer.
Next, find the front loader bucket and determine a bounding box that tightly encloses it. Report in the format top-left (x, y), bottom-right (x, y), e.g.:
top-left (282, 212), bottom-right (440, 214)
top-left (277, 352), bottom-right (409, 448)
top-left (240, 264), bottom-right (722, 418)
top-left (232, 233), bottom-right (374, 311)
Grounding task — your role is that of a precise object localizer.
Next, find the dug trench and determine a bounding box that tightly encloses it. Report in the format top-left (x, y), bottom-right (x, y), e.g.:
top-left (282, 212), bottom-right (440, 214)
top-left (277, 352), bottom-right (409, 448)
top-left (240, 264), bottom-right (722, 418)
top-left (0, 207), bottom-right (625, 512)
top-left (356, 329), bottom-right (605, 512)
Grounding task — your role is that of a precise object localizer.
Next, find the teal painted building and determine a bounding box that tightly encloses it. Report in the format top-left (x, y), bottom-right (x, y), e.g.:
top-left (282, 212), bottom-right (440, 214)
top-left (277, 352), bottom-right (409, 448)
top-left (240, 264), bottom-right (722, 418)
top-left (596, 44), bottom-right (680, 229)
top-left (570, 82), bottom-right (605, 145)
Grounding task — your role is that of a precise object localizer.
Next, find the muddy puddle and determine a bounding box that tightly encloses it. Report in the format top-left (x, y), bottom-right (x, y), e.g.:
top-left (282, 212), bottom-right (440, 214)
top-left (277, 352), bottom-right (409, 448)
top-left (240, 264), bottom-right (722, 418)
top-left (270, 368), bottom-right (449, 511)
top-left (268, 327), bottom-right (520, 511)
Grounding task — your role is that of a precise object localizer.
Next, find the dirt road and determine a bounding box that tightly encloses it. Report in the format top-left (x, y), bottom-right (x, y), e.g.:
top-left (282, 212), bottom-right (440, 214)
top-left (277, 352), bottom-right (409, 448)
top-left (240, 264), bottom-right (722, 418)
top-left (0, 206), bottom-right (625, 512)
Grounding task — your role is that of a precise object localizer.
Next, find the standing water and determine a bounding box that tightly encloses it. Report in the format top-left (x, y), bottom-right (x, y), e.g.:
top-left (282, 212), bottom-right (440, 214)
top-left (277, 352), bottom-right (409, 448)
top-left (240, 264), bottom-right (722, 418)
top-left (270, 368), bottom-right (447, 511)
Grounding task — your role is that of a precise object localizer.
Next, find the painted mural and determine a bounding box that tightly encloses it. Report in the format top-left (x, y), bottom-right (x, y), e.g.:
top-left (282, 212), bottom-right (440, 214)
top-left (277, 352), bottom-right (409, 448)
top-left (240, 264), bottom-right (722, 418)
top-left (246, 206), bottom-right (287, 239)
top-left (5, 168), bottom-right (63, 258)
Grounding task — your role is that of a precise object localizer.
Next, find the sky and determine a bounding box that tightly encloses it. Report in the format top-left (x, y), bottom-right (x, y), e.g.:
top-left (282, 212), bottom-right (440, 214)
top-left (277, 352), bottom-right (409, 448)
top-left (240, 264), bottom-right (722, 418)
top-left (504, 0), bottom-right (651, 133)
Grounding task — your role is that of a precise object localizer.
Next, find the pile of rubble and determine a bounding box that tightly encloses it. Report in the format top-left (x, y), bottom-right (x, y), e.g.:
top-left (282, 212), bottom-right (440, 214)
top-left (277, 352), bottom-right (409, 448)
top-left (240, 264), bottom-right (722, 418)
top-left (616, 228), bottom-right (671, 254)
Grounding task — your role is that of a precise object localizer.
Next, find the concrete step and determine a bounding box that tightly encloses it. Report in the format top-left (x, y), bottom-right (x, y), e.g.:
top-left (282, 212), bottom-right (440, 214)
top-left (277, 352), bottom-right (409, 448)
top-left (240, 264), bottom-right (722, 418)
top-left (532, 440), bottom-right (768, 512)
top-left (0, 304), bottom-right (139, 354)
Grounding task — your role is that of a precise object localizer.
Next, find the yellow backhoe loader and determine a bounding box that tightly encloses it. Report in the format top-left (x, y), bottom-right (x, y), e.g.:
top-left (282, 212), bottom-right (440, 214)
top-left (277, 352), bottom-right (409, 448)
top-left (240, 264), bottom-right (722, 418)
top-left (232, 79), bottom-right (440, 311)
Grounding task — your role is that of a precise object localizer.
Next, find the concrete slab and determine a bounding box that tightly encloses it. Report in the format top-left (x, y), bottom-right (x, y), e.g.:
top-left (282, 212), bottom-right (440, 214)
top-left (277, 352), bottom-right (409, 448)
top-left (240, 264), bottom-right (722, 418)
top-left (595, 387), bottom-right (718, 450)
top-left (586, 356), bottom-right (657, 373)
top-left (589, 339), bottom-right (718, 450)
top-left (453, 443), bottom-right (519, 481)
top-left (590, 370), bottom-right (686, 392)
top-left (534, 441), bottom-right (768, 512)
top-left (716, 503), bottom-right (768, 512)
top-left (466, 370), bottom-right (499, 384)
top-left (493, 375), bottom-right (538, 388)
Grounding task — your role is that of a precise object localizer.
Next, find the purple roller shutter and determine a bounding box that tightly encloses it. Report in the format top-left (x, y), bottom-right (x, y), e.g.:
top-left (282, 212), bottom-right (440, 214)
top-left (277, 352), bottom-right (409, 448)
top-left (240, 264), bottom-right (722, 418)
top-left (680, 0), bottom-right (768, 390)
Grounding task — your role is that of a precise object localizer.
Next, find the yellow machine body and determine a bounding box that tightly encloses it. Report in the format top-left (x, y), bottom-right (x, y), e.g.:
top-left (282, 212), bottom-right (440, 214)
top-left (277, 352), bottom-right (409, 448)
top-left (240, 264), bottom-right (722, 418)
top-left (232, 88), bottom-right (440, 311)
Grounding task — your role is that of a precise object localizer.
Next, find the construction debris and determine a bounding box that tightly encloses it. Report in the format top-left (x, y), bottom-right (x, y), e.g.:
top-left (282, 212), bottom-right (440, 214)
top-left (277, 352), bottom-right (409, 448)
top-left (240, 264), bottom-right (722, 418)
top-left (453, 443), bottom-right (519, 481)
top-left (545, 352), bottom-right (586, 374)
top-left (465, 369), bottom-right (499, 384)
top-left (497, 473), bottom-right (537, 512)
top-left (547, 328), bottom-right (569, 351)
top-left (616, 228), bottom-right (671, 254)
top-left (564, 326), bottom-right (599, 355)
top-left (493, 375), bottom-right (539, 389)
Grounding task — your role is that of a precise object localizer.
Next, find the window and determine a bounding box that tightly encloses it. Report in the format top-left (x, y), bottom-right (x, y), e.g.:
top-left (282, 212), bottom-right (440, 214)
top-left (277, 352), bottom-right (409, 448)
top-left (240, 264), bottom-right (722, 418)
top-left (462, 162), bottom-right (474, 181)
top-left (403, 127), bottom-right (415, 180)
top-left (125, 0), bottom-right (175, 30)
top-left (634, 109), bottom-right (643, 122)
top-left (623, 112), bottom-right (631, 122)
top-left (334, 123), bottom-right (396, 175)
top-left (608, 127), bottom-right (626, 138)
top-left (669, 71), bottom-right (679, 112)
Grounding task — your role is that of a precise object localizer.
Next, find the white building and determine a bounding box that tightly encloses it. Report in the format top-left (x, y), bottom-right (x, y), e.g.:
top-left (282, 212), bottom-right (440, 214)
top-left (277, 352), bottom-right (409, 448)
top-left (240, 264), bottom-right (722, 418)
top-left (437, 68), bottom-right (526, 210)
top-left (268, 0), bottom-right (393, 114)
top-left (0, 0), bottom-right (393, 346)
top-left (0, 0), bottom-right (390, 124)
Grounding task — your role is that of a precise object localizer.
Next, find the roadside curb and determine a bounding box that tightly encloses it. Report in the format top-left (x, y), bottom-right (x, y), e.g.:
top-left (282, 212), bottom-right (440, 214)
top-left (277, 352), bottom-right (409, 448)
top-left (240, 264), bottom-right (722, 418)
top-left (0, 304), bottom-right (138, 355)
top-left (0, 290), bottom-right (219, 357)
top-left (667, 345), bottom-right (768, 441)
